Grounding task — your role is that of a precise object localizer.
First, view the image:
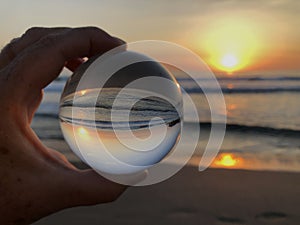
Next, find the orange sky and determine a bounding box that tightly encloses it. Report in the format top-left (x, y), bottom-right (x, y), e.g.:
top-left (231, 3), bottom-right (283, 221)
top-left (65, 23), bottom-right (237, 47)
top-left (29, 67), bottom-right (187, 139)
top-left (1, 0), bottom-right (299, 75)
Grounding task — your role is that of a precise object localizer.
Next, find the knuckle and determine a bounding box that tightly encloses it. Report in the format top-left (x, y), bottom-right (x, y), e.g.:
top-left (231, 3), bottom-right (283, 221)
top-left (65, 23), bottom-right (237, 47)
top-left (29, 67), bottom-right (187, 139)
top-left (9, 37), bottom-right (20, 45)
top-left (1, 42), bottom-right (17, 60)
top-left (38, 34), bottom-right (59, 47)
top-left (75, 26), bottom-right (110, 37)
top-left (23, 27), bottom-right (44, 37)
top-left (85, 26), bottom-right (102, 33)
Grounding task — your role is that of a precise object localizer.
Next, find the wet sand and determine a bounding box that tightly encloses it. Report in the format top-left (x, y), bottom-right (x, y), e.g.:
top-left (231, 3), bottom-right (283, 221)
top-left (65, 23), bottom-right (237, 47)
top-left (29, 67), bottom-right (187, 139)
top-left (33, 158), bottom-right (300, 225)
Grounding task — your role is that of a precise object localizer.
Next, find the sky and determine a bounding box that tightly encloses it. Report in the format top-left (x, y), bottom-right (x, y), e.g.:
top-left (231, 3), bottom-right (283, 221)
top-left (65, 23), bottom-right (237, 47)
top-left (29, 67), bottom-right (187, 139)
top-left (0, 0), bottom-right (299, 75)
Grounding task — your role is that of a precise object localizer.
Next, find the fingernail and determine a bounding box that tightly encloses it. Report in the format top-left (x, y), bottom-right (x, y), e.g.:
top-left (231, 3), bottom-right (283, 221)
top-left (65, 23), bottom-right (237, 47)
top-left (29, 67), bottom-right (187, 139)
top-left (132, 170), bottom-right (148, 184)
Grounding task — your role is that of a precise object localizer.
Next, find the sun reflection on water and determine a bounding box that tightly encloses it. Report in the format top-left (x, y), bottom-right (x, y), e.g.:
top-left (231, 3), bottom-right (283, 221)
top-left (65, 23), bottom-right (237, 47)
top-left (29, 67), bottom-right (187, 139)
top-left (213, 153), bottom-right (242, 168)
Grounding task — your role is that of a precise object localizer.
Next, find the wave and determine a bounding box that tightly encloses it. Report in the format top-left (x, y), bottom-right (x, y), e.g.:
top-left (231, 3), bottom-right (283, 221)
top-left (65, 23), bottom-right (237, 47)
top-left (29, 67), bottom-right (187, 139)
top-left (218, 76), bottom-right (300, 81)
top-left (184, 87), bottom-right (300, 94)
top-left (60, 116), bottom-right (181, 130)
top-left (34, 112), bottom-right (59, 118)
top-left (177, 76), bottom-right (300, 82)
top-left (45, 75), bottom-right (300, 94)
top-left (176, 76), bottom-right (300, 94)
top-left (46, 84), bottom-right (300, 94)
top-left (194, 122), bottom-right (300, 137)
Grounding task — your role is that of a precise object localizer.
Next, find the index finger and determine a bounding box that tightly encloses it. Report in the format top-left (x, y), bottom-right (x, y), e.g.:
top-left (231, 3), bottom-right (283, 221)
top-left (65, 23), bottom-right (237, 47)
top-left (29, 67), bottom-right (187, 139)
top-left (0, 27), bottom-right (71, 70)
top-left (7, 27), bottom-right (125, 97)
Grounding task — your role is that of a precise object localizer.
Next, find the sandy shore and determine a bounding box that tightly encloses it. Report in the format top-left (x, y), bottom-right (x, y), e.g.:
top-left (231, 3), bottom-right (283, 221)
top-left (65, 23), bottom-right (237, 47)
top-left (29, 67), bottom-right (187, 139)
top-left (33, 164), bottom-right (300, 225)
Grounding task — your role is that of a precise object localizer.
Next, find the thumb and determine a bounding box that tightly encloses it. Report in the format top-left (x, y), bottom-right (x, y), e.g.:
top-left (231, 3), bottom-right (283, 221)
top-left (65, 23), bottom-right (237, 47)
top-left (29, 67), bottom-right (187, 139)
top-left (65, 169), bottom-right (147, 207)
top-left (66, 169), bottom-right (126, 206)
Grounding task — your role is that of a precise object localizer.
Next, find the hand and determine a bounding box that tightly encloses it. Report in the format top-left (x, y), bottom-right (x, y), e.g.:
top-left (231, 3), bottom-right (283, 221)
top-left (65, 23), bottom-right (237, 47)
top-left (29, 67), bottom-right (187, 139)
top-left (0, 27), bottom-right (143, 225)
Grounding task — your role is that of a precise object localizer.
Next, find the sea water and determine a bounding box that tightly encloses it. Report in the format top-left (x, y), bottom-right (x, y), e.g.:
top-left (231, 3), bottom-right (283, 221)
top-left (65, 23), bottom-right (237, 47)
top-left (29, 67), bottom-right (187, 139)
top-left (59, 88), bottom-right (181, 174)
top-left (33, 73), bottom-right (300, 173)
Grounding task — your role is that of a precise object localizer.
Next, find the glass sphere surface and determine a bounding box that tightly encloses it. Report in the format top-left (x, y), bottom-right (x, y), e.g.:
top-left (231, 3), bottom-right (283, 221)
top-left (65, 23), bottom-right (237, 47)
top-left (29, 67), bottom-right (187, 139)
top-left (59, 50), bottom-right (182, 175)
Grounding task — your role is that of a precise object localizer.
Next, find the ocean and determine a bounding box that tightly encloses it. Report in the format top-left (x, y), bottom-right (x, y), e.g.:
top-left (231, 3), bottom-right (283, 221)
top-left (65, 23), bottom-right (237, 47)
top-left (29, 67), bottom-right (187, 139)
top-left (31, 71), bottom-right (300, 172)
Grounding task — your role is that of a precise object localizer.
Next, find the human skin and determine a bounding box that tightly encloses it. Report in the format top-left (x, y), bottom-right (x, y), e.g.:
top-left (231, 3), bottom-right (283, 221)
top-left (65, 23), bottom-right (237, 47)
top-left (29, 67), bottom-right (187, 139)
top-left (0, 27), bottom-right (144, 225)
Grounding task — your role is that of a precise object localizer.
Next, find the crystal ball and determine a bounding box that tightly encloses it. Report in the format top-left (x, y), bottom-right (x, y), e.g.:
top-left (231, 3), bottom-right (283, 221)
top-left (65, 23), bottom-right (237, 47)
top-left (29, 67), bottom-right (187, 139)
top-left (59, 50), bottom-right (182, 175)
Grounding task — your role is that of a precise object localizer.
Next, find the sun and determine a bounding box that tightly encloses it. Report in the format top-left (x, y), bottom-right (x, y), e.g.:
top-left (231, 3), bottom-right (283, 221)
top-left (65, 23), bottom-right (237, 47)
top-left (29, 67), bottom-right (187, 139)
top-left (221, 54), bottom-right (238, 69)
top-left (197, 17), bottom-right (262, 74)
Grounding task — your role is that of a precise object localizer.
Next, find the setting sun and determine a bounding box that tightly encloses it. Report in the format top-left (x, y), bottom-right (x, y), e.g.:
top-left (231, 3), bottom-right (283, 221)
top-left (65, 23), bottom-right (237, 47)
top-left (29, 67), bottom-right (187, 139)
top-left (198, 17), bottom-right (263, 73)
top-left (221, 54), bottom-right (238, 69)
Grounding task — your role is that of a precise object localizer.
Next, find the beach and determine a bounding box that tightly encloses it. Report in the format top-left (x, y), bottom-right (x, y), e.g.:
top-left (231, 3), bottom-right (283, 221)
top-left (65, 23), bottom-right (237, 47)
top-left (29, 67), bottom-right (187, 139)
top-left (34, 139), bottom-right (300, 225)
top-left (33, 161), bottom-right (300, 225)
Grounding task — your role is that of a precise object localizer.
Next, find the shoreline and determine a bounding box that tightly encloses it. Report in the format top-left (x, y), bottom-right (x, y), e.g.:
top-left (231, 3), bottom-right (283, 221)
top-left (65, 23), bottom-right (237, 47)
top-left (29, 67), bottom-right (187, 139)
top-left (42, 138), bottom-right (300, 173)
